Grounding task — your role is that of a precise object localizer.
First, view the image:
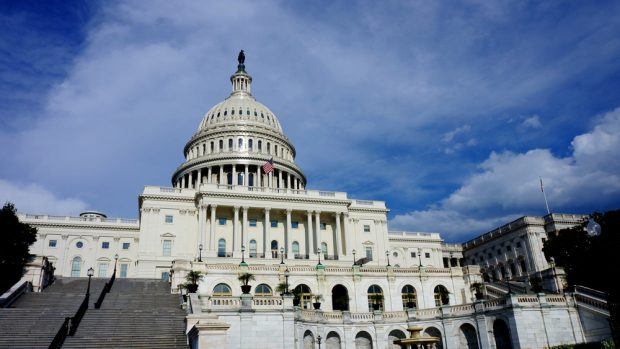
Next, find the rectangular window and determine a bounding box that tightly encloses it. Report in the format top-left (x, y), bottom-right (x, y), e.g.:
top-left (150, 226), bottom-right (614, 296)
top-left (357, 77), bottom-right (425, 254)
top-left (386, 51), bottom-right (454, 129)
top-left (363, 225), bottom-right (370, 232)
top-left (320, 223), bottom-right (327, 230)
top-left (425, 252), bottom-right (430, 258)
top-left (102, 241), bottom-right (110, 249)
top-left (165, 215), bottom-right (173, 223)
top-left (219, 218), bottom-right (227, 225)
top-left (163, 240), bottom-right (172, 256)
top-left (48, 240), bottom-right (57, 247)
top-left (122, 242), bottom-right (130, 250)
top-left (161, 271), bottom-right (170, 281)
top-left (271, 220), bottom-right (278, 228)
top-left (410, 252), bottom-right (416, 258)
top-left (120, 264), bottom-right (128, 278)
top-left (292, 221), bottom-right (299, 229)
top-left (98, 263), bottom-right (108, 277)
top-left (365, 247), bottom-right (373, 261)
top-left (249, 219), bottom-right (257, 227)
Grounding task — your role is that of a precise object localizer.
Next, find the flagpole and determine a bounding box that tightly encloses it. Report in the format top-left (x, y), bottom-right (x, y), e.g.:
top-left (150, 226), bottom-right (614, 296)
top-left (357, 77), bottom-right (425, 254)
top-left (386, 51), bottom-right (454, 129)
top-left (540, 177), bottom-right (551, 215)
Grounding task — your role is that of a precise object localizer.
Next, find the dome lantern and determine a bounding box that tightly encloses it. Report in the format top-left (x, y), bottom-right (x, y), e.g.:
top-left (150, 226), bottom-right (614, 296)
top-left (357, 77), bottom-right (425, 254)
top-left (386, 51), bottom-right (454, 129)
top-left (231, 50), bottom-right (252, 96)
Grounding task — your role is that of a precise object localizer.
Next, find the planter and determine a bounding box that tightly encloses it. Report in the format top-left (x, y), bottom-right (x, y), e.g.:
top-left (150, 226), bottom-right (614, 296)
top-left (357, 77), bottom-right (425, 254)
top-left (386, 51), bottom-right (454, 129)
top-left (187, 284), bottom-right (198, 293)
top-left (406, 301), bottom-right (415, 309)
top-left (372, 303), bottom-right (380, 311)
top-left (313, 302), bottom-right (321, 310)
top-left (241, 285), bottom-right (252, 294)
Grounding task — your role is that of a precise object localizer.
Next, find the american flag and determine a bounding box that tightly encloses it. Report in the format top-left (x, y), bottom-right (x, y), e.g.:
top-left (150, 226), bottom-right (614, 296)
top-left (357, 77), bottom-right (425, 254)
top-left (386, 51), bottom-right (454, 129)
top-left (262, 158), bottom-right (274, 174)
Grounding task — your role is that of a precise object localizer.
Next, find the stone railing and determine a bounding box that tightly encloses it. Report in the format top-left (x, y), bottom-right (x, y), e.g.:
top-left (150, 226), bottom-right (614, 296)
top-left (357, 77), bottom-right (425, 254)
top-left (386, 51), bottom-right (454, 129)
top-left (252, 297), bottom-right (283, 308)
top-left (19, 214), bottom-right (139, 225)
top-left (416, 308), bottom-right (441, 319)
top-left (206, 296), bottom-right (241, 310)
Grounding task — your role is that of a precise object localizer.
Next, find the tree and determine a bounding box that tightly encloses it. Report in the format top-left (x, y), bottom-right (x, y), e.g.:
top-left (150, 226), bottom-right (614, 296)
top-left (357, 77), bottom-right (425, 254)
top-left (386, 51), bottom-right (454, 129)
top-left (0, 203), bottom-right (37, 293)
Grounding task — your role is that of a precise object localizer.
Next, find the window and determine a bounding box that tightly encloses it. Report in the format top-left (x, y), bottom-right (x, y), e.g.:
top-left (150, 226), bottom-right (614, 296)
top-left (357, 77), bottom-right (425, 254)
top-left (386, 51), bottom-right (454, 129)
top-left (425, 252), bottom-right (430, 258)
top-left (213, 283), bottom-right (232, 296)
top-left (238, 138), bottom-right (243, 150)
top-left (120, 264), bottom-right (128, 278)
top-left (516, 241), bottom-right (522, 248)
top-left (294, 284), bottom-right (312, 309)
top-left (76, 241), bottom-right (83, 248)
top-left (506, 246), bottom-right (511, 252)
top-left (210, 141), bottom-right (214, 152)
top-left (363, 225), bottom-right (370, 232)
top-left (258, 140), bottom-right (262, 152)
top-left (275, 145), bottom-right (278, 156)
top-left (228, 139), bottom-right (233, 150)
top-left (218, 239), bottom-right (226, 257)
top-left (410, 252), bottom-right (416, 258)
top-left (271, 220), bottom-right (278, 228)
top-left (434, 285), bottom-right (450, 306)
top-left (71, 257), bottom-right (81, 277)
top-left (219, 140), bottom-right (223, 151)
top-left (267, 142), bottom-right (271, 153)
top-left (122, 242), bottom-right (130, 250)
top-left (49, 240), bottom-right (57, 247)
top-left (321, 242), bottom-right (328, 258)
top-left (365, 247), bottom-right (373, 261)
top-left (497, 249), bottom-right (502, 256)
top-left (249, 173), bottom-right (254, 186)
top-left (367, 285), bottom-right (384, 311)
top-left (401, 285), bottom-right (417, 309)
top-left (249, 239), bottom-right (257, 258)
top-left (292, 241), bottom-right (300, 255)
top-left (165, 215), bottom-right (173, 223)
top-left (320, 223), bottom-right (327, 230)
top-left (219, 218), bottom-right (227, 225)
top-left (98, 263), bottom-right (108, 277)
top-left (292, 221), bottom-right (299, 229)
top-left (255, 284), bottom-right (272, 297)
top-left (161, 271), bottom-right (170, 281)
top-left (163, 240), bottom-right (172, 256)
top-left (238, 173), bottom-right (244, 185)
top-left (249, 219), bottom-right (257, 227)
top-left (248, 139), bottom-right (253, 151)
top-left (102, 242), bottom-right (110, 249)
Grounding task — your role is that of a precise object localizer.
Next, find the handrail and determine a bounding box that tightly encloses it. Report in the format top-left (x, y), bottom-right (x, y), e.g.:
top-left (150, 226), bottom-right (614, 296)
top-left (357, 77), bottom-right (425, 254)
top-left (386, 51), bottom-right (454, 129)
top-left (94, 271), bottom-right (117, 309)
top-left (48, 317), bottom-right (70, 349)
top-left (0, 280), bottom-right (31, 308)
top-left (69, 295), bottom-right (89, 335)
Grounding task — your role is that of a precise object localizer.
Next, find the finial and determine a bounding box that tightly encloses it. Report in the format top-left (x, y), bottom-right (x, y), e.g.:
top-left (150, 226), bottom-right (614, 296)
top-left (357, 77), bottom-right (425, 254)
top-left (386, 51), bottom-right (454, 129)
top-left (238, 50), bottom-right (245, 65)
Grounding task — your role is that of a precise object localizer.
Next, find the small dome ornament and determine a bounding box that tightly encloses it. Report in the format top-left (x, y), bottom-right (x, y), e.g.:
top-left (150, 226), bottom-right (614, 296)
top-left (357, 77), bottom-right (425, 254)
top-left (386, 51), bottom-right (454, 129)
top-left (238, 50), bottom-right (245, 64)
top-left (586, 218), bottom-right (601, 237)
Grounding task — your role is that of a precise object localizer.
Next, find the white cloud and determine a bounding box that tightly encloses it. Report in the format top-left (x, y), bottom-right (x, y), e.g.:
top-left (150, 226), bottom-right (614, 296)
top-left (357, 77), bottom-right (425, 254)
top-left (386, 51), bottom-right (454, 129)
top-left (390, 107), bottom-right (620, 241)
top-left (0, 178), bottom-right (88, 215)
top-left (442, 124), bottom-right (471, 143)
top-left (521, 115), bottom-right (541, 129)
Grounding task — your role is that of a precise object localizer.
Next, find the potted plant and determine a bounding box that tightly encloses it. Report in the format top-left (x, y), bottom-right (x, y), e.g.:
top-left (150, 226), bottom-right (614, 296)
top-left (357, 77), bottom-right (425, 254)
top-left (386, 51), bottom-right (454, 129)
top-left (404, 293), bottom-right (416, 308)
top-left (370, 294), bottom-right (384, 311)
top-left (438, 287), bottom-right (450, 305)
top-left (238, 272), bottom-right (256, 294)
top-left (312, 294), bottom-right (323, 310)
top-left (276, 282), bottom-right (288, 296)
top-left (470, 282), bottom-right (485, 300)
top-left (185, 270), bottom-right (203, 293)
top-left (292, 287), bottom-right (302, 306)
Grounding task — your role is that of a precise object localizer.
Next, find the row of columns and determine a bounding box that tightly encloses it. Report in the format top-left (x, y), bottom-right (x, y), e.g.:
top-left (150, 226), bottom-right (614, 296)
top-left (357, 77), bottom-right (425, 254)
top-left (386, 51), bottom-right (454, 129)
top-left (197, 204), bottom-right (351, 261)
top-left (176, 165), bottom-right (304, 191)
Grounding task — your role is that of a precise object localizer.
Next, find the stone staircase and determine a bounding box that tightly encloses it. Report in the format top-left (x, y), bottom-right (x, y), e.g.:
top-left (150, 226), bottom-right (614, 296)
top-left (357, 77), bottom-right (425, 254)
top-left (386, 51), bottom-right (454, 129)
top-left (0, 277), bottom-right (107, 349)
top-left (62, 278), bottom-right (188, 349)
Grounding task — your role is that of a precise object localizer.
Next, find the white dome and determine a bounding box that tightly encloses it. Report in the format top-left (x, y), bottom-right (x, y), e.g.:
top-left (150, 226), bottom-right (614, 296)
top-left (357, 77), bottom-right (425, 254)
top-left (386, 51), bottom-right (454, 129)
top-left (197, 94), bottom-right (283, 134)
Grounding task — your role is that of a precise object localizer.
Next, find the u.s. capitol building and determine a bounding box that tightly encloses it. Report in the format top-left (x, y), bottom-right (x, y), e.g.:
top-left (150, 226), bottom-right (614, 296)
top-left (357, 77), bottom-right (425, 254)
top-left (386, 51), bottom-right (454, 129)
top-left (17, 53), bottom-right (611, 349)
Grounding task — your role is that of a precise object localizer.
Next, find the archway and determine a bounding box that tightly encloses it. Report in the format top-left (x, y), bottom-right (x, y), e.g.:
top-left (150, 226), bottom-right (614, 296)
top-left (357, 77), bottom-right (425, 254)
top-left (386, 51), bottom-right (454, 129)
top-left (367, 284), bottom-right (384, 311)
top-left (493, 319), bottom-right (513, 349)
top-left (294, 284), bottom-right (312, 309)
top-left (326, 331), bottom-right (341, 349)
top-left (433, 285), bottom-right (450, 306)
top-left (355, 331), bottom-right (373, 349)
top-left (331, 284), bottom-right (349, 311)
top-left (303, 330), bottom-right (314, 349)
top-left (71, 256), bottom-right (81, 277)
top-left (401, 285), bottom-right (417, 309)
top-left (458, 323), bottom-right (479, 349)
top-left (388, 329), bottom-right (406, 349)
top-left (423, 327), bottom-right (443, 349)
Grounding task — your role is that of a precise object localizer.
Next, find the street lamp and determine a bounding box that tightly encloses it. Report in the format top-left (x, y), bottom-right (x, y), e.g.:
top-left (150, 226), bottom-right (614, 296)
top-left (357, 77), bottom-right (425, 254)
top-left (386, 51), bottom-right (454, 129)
top-left (86, 267), bottom-right (94, 296)
top-left (417, 248), bottom-right (423, 267)
top-left (386, 250), bottom-right (391, 267)
top-left (317, 248), bottom-right (322, 266)
top-left (198, 244), bottom-right (203, 262)
top-left (280, 247), bottom-right (285, 264)
top-left (241, 244), bottom-right (246, 264)
top-left (113, 253), bottom-right (119, 276)
top-left (284, 268), bottom-right (290, 294)
top-left (317, 334), bottom-right (322, 349)
top-left (352, 249), bottom-right (356, 266)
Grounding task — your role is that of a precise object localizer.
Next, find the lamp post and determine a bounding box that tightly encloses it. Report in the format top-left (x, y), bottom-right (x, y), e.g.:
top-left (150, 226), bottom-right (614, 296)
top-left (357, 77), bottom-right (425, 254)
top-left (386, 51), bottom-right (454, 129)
top-left (241, 244), bottom-right (246, 264)
top-left (113, 253), bottom-right (119, 276)
top-left (417, 248), bottom-right (423, 267)
top-left (317, 334), bottom-right (322, 349)
top-left (284, 268), bottom-right (290, 294)
top-left (386, 250), bottom-right (391, 266)
top-left (352, 249), bottom-right (356, 266)
top-left (198, 244), bottom-right (203, 262)
top-left (280, 247), bottom-right (285, 264)
top-left (317, 248), bottom-right (322, 266)
top-left (504, 270), bottom-right (512, 295)
top-left (86, 267), bottom-right (94, 296)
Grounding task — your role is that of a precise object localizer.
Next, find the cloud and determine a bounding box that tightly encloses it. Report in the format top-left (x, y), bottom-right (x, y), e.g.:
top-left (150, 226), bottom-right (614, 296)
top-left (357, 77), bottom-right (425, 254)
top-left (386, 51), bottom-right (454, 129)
top-left (0, 178), bottom-right (88, 215)
top-left (442, 125), bottom-right (471, 143)
top-left (390, 107), bottom-right (620, 242)
top-left (521, 115), bottom-right (541, 129)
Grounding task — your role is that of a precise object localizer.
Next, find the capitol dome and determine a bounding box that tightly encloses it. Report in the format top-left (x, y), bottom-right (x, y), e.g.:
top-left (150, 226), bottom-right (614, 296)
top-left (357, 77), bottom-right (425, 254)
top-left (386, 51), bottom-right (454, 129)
top-left (171, 51), bottom-right (306, 191)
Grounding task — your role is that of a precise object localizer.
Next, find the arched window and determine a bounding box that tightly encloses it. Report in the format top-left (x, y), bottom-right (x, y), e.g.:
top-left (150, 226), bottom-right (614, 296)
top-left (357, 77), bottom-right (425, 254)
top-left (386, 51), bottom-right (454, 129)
top-left (255, 284), bottom-right (272, 297)
top-left (227, 172), bottom-right (232, 185)
top-left (275, 145), bottom-right (278, 157)
top-left (321, 242), bottom-right (328, 259)
top-left (401, 285), bottom-right (417, 309)
top-left (213, 283), bottom-right (232, 296)
top-left (249, 240), bottom-right (257, 258)
top-left (248, 139), bottom-right (253, 151)
top-left (271, 240), bottom-right (278, 258)
top-left (218, 239), bottom-right (226, 257)
top-left (367, 284), bottom-right (384, 311)
top-left (249, 173), bottom-right (254, 187)
top-left (294, 284), bottom-right (312, 309)
top-left (292, 241), bottom-right (299, 257)
top-left (71, 256), bottom-right (81, 277)
top-left (238, 173), bottom-right (243, 186)
top-left (210, 141), bottom-right (214, 153)
top-left (228, 139), bottom-right (233, 151)
top-left (258, 140), bottom-right (262, 152)
top-left (238, 138), bottom-right (243, 150)
top-left (219, 140), bottom-right (223, 151)
top-left (267, 142), bottom-right (271, 153)
top-left (434, 285), bottom-right (450, 306)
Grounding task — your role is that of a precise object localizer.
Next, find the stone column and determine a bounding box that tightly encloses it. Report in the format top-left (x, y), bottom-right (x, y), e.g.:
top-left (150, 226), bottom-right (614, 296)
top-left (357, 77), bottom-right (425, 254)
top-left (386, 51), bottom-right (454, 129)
top-left (244, 165), bottom-right (249, 186)
top-left (268, 171), bottom-right (273, 188)
top-left (197, 169), bottom-right (202, 187)
top-left (181, 175), bottom-right (186, 188)
top-left (219, 166), bottom-right (224, 185)
top-left (334, 212), bottom-right (342, 258)
top-left (242, 207), bottom-right (249, 252)
top-left (207, 167), bottom-right (212, 184)
top-left (306, 211), bottom-right (314, 257)
top-left (232, 165), bottom-right (237, 186)
top-left (286, 209), bottom-right (293, 259)
top-left (287, 173), bottom-right (292, 189)
top-left (256, 167), bottom-right (261, 187)
top-left (209, 205), bottom-right (218, 252)
top-left (188, 171), bottom-right (193, 189)
top-left (233, 206), bottom-right (240, 256)
top-left (315, 211), bottom-right (322, 255)
top-left (264, 208), bottom-right (271, 259)
top-left (278, 170), bottom-right (283, 189)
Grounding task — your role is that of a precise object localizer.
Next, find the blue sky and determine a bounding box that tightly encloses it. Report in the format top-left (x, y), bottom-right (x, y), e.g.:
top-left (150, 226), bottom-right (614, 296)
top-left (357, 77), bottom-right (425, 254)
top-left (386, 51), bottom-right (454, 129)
top-left (1, 1), bottom-right (619, 242)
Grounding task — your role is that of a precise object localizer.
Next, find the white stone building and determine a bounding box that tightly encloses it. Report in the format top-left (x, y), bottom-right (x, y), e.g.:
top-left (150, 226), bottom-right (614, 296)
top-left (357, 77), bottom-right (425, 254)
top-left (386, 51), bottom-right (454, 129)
top-left (18, 54), bottom-right (611, 349)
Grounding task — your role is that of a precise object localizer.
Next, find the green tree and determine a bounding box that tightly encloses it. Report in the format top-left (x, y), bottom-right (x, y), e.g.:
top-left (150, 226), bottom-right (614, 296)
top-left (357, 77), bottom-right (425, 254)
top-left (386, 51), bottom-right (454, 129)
top-left (0, 203), bottom-right (37, 293)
